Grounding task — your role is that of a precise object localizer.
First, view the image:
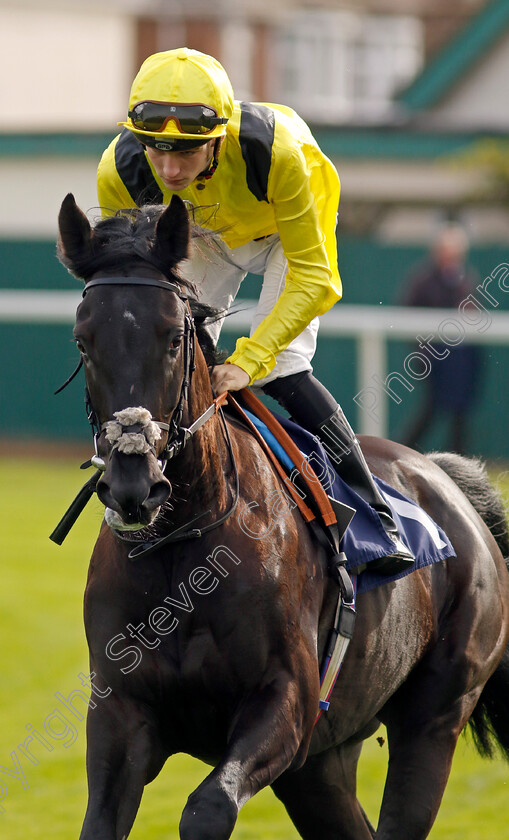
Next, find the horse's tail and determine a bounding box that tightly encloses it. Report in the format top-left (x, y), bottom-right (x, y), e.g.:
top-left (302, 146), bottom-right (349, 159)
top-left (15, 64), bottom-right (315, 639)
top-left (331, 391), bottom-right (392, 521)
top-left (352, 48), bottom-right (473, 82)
top-left (428, 451), bottom-right (509, 761)
top-left (428, 452), bottom-right (509, 562)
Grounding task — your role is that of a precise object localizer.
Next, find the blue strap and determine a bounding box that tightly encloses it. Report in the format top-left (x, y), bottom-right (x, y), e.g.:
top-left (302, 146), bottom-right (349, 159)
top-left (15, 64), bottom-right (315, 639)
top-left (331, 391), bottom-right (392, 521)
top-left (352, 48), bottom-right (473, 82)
top-left (243, 409), bottom-right (295, 472)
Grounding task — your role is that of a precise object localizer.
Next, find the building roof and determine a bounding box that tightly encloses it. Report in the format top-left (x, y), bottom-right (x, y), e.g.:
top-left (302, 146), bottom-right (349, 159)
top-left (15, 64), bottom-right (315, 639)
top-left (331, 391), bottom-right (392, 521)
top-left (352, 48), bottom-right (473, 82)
top-left (399, 0), bottom-right (509, 110)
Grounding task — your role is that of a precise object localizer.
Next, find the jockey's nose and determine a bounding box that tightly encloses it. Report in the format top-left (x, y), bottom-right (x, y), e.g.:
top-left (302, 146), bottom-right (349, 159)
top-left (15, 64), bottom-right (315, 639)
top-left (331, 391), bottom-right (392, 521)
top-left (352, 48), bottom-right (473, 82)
top-left (162, 154), bottom-right (181, 179)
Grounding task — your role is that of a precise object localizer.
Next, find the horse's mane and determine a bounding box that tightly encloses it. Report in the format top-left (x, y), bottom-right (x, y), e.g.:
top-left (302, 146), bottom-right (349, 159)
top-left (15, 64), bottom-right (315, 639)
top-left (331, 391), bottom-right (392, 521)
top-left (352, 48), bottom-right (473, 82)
top-left (189, 300), bottom-right (228, 368)
top-left (58, 205), bottom-right (227, 367)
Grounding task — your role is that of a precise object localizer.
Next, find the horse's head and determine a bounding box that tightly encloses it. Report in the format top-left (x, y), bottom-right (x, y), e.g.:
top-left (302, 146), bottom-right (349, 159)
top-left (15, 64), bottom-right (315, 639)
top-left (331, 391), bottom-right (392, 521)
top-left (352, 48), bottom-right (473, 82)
top-left (58, 193), bottom-right (200, 530)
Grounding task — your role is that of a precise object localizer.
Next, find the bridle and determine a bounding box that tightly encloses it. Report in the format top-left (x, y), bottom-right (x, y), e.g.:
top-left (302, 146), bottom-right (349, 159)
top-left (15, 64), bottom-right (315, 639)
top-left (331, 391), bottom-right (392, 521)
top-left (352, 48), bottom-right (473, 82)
top-left (52, 273), bottom-right (238, 555)
top-left (81, 275), bottom-right (198, 463)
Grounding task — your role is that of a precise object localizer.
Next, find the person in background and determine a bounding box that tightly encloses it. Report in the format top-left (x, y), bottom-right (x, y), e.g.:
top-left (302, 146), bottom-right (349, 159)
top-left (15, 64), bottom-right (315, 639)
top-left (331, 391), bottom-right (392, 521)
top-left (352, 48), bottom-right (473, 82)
top-left (399, 224), bottom-right (481, 454)
top-left (97, 47), bottom-right (414, 572)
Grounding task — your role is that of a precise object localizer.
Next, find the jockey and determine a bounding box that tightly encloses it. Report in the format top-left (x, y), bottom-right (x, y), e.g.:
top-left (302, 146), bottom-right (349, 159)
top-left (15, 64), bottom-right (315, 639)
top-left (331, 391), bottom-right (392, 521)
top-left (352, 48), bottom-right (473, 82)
top-left (97, 47), bottom-right (413, 573)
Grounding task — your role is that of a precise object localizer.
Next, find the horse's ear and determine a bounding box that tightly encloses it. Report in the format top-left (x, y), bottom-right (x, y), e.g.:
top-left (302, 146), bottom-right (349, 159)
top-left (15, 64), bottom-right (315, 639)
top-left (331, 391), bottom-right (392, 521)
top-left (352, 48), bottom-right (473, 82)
top-left (57, 193), bottom-right (93, 263)
top-left (152, 195), bottom-right (190, 268)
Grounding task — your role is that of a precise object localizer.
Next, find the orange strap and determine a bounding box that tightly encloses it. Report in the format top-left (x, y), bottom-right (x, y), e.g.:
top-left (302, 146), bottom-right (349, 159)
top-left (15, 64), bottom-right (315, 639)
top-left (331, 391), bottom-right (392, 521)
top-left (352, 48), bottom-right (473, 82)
top-left (227, 394), bottom-right (316, 523)
top-left (229, 389), bottom-right (338, 529)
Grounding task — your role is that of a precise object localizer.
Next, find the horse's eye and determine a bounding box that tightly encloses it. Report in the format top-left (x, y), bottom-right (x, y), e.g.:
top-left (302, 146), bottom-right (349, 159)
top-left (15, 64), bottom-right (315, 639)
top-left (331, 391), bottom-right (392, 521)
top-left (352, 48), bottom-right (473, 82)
top-left (75, 339), bottom-right (87, 356)
top-left (169, 336), bottom-right (183, 350)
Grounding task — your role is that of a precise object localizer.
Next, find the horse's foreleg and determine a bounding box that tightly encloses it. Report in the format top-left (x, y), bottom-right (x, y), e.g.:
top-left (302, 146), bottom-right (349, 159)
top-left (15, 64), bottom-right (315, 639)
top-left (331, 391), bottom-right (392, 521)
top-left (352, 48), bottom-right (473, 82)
top-left (272, 739), bottom-right (376, 840)
top-left (179, 670), bottom-right (317, 840)
top-left (79, 695), bottom-right (165, 840)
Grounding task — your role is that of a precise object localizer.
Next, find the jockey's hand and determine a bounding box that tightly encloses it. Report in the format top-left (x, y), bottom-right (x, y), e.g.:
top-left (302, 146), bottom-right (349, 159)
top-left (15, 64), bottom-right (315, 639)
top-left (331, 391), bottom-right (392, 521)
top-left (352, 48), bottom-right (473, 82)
top-left (211, 363), bottom-right (250, 393)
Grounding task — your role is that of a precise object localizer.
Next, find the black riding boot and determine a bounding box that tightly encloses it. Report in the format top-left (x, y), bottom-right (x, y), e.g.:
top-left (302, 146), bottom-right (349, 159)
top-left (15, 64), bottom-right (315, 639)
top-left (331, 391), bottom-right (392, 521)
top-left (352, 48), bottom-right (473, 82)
top-left (262, 371), bottom-right (414, 575)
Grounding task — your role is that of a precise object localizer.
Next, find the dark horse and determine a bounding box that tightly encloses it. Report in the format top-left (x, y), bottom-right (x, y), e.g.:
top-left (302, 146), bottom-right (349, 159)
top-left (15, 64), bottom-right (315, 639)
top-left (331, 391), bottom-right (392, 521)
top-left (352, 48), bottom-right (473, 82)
top-left (57, 193), bottom-right (509, 840)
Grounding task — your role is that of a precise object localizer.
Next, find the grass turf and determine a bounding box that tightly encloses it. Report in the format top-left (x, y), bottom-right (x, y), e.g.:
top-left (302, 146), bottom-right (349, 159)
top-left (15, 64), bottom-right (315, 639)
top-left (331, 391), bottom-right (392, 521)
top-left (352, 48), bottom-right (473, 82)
top-left (0, 456), bottom-right (508, 838)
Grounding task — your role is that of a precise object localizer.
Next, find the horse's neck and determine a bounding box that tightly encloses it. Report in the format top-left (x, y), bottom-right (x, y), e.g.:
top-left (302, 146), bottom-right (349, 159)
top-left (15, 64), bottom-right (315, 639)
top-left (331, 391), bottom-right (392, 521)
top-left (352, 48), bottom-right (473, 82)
top-left (165, 361), bottom-right (231, 518)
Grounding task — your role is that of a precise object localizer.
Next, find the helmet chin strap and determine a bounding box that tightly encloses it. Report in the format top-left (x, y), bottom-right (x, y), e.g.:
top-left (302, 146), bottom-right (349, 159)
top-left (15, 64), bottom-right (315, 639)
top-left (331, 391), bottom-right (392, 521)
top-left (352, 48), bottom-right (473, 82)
top-left (196, 138), bottom-right (222, 189)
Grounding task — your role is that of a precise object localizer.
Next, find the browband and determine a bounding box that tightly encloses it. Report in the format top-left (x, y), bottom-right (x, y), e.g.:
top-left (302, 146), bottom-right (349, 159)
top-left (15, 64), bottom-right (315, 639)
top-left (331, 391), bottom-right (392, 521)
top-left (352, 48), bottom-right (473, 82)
top-left (83, 276), bottom-right (187, 299)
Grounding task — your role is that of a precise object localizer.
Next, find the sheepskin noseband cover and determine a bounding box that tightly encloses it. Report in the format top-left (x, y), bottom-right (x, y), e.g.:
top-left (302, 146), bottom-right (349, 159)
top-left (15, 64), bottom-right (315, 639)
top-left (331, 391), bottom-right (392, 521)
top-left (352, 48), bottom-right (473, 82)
top-left (103, 406), bottom-right (162, 455)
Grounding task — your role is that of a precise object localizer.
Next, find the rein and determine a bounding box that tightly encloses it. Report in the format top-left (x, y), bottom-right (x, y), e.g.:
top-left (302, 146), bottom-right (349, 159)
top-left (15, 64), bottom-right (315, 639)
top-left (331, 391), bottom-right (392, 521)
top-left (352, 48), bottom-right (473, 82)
top-left (51, 273), bottom-right (355, 719)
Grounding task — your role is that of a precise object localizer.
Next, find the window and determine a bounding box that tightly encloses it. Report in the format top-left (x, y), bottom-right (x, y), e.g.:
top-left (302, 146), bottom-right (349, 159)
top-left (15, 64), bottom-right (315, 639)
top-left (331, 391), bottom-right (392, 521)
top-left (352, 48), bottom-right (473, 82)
top-left (274, 11), bottom-right (423, 124)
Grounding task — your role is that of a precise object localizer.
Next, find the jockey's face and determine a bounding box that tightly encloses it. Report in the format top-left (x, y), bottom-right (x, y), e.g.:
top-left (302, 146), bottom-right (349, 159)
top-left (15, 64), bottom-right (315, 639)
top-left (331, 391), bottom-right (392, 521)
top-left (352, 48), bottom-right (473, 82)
top-left (145, 140), bottom-right (215, 190)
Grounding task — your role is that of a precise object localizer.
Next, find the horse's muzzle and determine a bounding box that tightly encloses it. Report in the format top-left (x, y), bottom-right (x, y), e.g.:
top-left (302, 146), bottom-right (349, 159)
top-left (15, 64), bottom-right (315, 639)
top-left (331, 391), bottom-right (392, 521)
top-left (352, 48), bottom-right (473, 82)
top-left (96, 450), bottom-right (171, 528)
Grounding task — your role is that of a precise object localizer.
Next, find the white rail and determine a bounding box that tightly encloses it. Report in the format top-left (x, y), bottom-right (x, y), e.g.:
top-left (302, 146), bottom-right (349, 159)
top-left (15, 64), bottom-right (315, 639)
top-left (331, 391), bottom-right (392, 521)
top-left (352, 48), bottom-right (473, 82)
top-left (2, 291), bottom-right (508, 437)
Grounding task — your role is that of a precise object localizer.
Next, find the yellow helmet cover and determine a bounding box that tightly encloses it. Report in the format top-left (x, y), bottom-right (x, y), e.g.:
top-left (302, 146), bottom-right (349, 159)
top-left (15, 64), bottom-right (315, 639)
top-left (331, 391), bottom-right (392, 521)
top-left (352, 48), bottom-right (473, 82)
top-left (119, 48), bottom-right (234, 141)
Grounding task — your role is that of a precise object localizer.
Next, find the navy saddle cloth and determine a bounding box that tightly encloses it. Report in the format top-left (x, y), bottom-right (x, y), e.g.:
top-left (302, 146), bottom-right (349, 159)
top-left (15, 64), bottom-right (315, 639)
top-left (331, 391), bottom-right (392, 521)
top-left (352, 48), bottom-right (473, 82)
top-left (244, 409), bottom-right (456, 594)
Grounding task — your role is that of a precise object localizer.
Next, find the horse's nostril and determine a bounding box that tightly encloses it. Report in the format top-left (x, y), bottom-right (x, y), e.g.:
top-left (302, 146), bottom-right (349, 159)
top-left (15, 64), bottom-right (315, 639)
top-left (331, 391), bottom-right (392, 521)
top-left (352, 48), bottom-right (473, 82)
top-left (96, 479), bottom-right (121, 513)
top-left (97, 475), bottom-right (170, 522)
top-left (96, 451), bottom-right (170, 524)
top-left (146, 480), bottom-right (172, 510)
